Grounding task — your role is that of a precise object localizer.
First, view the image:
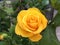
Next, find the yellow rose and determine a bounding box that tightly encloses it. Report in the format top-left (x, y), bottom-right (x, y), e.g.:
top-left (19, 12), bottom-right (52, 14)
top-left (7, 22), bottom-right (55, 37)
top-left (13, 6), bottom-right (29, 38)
top-left (15, 7), bottom-right (48, 42)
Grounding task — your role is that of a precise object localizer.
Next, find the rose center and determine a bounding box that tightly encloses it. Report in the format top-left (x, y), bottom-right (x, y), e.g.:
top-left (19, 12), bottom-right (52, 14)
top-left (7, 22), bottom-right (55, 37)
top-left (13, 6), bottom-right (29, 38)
top-left (26, 15), bottom-right (38, 31)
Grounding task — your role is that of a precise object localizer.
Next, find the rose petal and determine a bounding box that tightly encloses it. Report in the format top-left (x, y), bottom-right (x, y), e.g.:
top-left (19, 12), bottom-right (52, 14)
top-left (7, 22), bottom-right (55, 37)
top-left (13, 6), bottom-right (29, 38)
top-left (17, 10), bottom-right (33, 32)
top-left (33, 14), bottom-right (48, 34)
top-left (17, 10), bottom-right (32, 32)
top-left (15, 24), bottom-right (33, 37)
top-left (22, 14), bottom-right (40, 31)
top-left (41, 14), bottom-right (48, 29)
top-left (29, 34), bottom-right (42, 42)
top-left (33, 24), bottom-right (44, 34)
top-left (17, 10), bottom-right (27, 19)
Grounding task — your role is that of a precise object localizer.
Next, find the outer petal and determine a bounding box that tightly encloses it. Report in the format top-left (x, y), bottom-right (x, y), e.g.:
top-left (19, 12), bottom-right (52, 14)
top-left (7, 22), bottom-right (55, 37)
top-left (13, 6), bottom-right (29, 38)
top-left (17, 10), bottom-right (33, 33)
top-left (33, 14), bottom-right (48, 34)
top-left (41, 14), bottom-right (48, 29)
top-left (15, 24), bottom-right (33, 37)
top-left (17, 10), bottom-right (27, 19)
top-left (29, 34), bottom-right (42, 42)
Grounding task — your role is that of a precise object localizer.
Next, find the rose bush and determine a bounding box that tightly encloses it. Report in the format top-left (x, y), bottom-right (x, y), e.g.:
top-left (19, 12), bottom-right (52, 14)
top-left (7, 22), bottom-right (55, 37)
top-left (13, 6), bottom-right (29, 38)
top-left (15, 7), bottom-right (48, 42)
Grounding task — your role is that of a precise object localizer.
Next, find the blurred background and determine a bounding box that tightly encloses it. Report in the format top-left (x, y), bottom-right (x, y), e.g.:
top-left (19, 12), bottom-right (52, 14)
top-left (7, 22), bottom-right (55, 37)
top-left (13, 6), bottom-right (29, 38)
top-left (0, 0), bottom-right (60, 45)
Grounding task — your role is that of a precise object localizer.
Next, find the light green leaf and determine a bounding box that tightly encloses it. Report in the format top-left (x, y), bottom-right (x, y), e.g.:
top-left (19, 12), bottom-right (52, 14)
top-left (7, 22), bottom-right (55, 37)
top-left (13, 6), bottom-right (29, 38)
top-left (42, 0), bottom-right (49, 6)
top-left (50, 0), bottom-right (60, 10)
top-left (4, 7), bottom-right (14, 14)
top-left (50, 0), bottom-right (57, 7)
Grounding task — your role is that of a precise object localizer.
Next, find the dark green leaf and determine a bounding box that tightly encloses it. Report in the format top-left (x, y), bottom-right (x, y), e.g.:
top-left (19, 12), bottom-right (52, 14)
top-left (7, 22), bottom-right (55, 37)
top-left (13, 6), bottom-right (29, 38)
top-left (9, 25), bottom-right (15, 34)
top-left (0, 9), bottom-right (7, 18)
top-left (39, 25), bottom-right (60, 45)
top-left (53, 12), bottom-right (60, 26)
top-left (0, 41), bottom-right (9, 45)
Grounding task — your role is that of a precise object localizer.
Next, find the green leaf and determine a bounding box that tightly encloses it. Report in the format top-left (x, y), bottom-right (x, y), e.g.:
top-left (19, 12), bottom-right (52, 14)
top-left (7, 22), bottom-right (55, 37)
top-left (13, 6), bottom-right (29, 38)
top-left (0, 41), bottom-right (9, 45)
top-left (42, 0), bottom-right (49, 6)
top-left (0, 9), bottom-right (10, 32)
top-left (0, 41), bottom-right (6, 45)
top-left (53, 12), bottom-right (60, 26)
top-left (50, 0), bottom-right (57, 7)
top-left (39, 25), bottom-right (60, 45)
top-left (0, 9), bottom-right (7, 18)
top-left (4, 7), bottom-right (14, 14)
top-left (50, 0), bottom-right (60, 10)
top-left (12, 0), bottom-right (20, 10)
top-left (9, 25), bottom-right (15, 34)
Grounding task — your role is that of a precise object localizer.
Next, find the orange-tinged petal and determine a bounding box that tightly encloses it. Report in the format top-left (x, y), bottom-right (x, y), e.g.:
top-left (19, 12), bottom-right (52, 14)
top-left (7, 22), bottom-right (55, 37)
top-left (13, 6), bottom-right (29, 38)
top-left (22, 14), bottom-right (40, 31)
top-left (21, 9), bottom-right (42, 32)
top-left (33, 24), bottom-right (44, 34)
top-left (33, 14), bottom-right (48, 34)
top-left (29, 34), bottom-right (42, 42)
top-left (15, 24), bottom-right (33, 37)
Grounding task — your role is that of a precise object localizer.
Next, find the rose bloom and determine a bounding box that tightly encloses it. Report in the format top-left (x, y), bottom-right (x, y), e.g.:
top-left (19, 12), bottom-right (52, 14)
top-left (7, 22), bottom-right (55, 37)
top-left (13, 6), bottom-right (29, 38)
top-left (15, 7), bottom-right (48, 42)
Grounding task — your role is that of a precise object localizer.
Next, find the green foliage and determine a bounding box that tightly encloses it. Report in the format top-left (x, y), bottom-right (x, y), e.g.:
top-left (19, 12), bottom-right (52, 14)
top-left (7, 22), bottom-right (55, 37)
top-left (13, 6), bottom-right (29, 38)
top-left (39, 24), bottom-right (60, 45)
top-left (50, 0), bottom-right (60, 10)
top-left (0, 9), bottom-right (7, 18)
top-left (53, 12), bottom-right (60, 26)
top-left (0, 9), bottom-right (10, 32)
top-left (0, 0), bottom-right (60, 45)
